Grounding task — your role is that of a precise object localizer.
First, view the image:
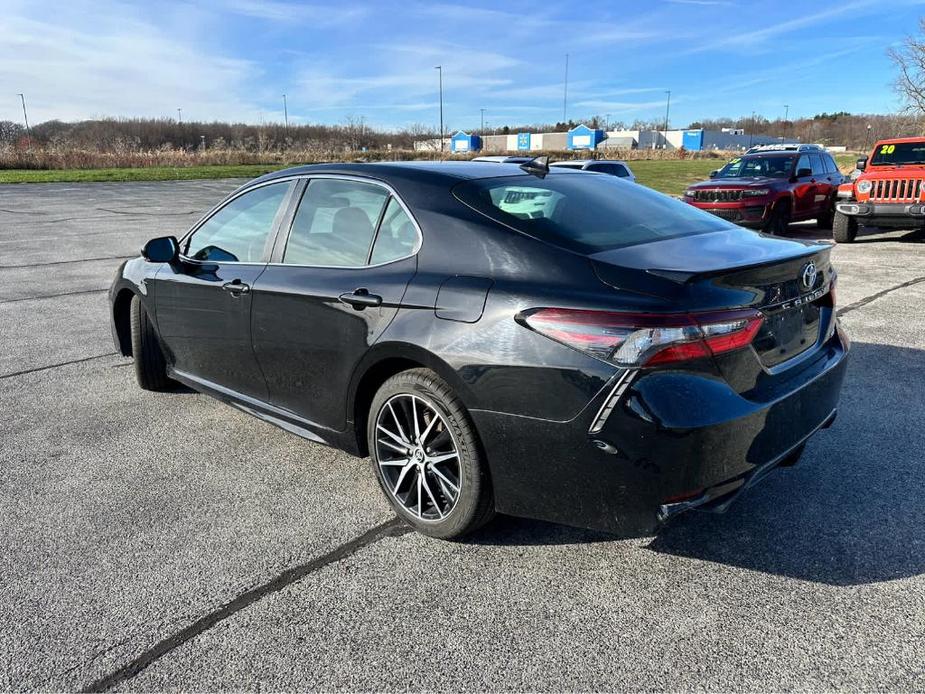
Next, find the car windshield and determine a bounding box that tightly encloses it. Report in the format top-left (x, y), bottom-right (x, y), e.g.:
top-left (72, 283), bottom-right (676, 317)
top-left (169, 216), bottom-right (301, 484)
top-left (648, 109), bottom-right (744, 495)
top-left (453, 173), bottom-right (730, 254)
top-left (716, 155), bottom-right (795, 178)
top-left (870, 142), bottom-right (925, 166)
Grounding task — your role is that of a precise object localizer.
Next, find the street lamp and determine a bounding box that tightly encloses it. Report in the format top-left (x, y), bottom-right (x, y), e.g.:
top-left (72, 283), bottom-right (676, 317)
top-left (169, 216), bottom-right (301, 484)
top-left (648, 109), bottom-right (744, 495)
top-left (480, 108), bottom-right (485, 135)
top-left (177, 107), bottom-right (182, 124)
top-left (434, 65), bottom-right (444, 153)
top-left (563, 53), bottom-right (569, 124)
top-left (282, 94), bottom-right (289, 132)
top-left (864, 124), bottom-right (872, 152)
top-left (16, 93), bottom-right (29, 131)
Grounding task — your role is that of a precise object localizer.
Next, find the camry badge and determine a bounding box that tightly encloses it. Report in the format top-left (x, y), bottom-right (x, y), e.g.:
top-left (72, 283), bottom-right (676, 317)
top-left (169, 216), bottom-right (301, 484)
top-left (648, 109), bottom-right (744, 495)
top-left (801, 262), bottom-right (818, 290)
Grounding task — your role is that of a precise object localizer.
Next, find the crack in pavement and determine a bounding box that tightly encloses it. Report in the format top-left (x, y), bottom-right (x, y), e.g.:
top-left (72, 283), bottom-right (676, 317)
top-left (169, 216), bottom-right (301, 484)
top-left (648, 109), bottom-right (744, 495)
top-left (0, 256), bottom-right (131, 269)
top-left (0, 353), bottom-right (117, 380)
top-left (0, 288), bottom-right (107, 305)
top-left (837, 275), bottom-right (925, 317)
top-left (81, 518), bottom-right (409, 692)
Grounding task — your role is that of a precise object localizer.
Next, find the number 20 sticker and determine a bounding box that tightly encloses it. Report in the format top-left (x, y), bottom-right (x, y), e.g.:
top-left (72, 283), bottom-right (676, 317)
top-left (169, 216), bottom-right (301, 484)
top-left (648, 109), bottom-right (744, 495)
top-left (880, 144), bottom-right (896, 154)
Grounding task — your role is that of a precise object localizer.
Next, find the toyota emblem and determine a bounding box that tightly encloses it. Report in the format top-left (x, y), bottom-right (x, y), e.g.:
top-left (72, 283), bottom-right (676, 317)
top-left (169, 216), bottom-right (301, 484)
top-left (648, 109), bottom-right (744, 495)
top-left (801, 262), bottom-right (817, 290)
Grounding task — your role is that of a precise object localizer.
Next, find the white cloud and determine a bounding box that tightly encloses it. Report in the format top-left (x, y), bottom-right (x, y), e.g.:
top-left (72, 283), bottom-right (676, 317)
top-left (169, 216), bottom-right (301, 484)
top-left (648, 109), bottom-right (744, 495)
top-left (0, 4), bottom-right (269, 123)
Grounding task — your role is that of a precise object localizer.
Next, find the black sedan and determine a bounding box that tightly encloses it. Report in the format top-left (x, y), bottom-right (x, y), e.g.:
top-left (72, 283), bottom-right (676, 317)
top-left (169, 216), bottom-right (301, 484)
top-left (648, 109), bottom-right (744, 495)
top-left (109, 160), bottom-right (848, 539)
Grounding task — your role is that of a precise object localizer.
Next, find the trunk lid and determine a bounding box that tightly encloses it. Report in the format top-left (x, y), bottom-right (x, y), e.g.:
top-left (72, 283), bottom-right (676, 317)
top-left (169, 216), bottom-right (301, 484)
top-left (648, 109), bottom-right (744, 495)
top-left (591, 227), bottom-right (834, 370)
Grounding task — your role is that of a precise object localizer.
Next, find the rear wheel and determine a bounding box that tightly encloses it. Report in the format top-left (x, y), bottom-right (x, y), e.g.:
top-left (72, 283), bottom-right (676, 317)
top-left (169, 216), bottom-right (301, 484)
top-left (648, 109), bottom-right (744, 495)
top-left (832, 211), bottom-right (858, 243)
top-left (130, 294), bottom-right (171, 391)
top-left (368, 368), bottom-right (494, 539)
top-left (763, 200), bottom-right (791, 235)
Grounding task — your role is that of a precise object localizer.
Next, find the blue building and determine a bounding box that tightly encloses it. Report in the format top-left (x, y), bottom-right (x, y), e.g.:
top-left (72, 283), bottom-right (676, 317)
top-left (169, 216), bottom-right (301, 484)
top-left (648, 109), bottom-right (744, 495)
top-left (451, 131), bottom-right (482, 153)
top-left (567, 124), bottom-right (606, 150)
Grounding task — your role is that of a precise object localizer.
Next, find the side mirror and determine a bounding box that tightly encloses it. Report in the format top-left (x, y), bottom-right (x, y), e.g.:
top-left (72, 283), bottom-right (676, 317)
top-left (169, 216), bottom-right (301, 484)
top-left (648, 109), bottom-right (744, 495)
top-left (142, 236), bottom-right (179, 263)
top-left (796, 167), bottom-right (813, 178)
top-left (856, 157), bottom-right (867, 171)
top-left (709, 169), bottom-right (718, 178)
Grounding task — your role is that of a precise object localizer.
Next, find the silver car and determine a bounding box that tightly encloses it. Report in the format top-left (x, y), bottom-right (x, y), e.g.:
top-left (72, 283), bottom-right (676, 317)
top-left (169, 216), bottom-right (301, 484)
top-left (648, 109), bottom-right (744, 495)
top-left (549, 159), bottom-right (636, 183)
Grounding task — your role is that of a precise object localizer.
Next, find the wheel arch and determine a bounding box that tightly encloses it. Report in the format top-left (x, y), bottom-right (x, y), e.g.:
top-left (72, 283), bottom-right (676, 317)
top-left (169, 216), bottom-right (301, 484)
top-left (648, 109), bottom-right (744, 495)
top-left (112, 287), bottom-right (138, 357)
top-left (348, 343), bottom-right (477, 457)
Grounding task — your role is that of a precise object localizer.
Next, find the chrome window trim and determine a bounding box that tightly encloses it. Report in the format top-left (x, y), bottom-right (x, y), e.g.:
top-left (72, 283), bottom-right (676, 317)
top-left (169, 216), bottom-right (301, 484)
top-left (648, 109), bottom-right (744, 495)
top-left (271, 173), bottom-right (424, 270)
top-left (177, 176), bottom-right (301, 265)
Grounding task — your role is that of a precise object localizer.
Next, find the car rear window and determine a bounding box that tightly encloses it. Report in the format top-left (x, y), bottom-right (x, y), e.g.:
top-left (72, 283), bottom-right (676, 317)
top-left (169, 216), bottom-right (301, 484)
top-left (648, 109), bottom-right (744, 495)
top-left (453, 173), bottom-right (730, 254)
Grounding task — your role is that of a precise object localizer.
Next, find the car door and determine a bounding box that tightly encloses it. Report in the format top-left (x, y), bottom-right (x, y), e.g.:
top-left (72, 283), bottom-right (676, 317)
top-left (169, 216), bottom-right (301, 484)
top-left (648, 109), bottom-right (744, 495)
top-left (810, 154), bottom-right (832, 216)
top-left (153, 179), bottom-right (295, 400)
top-left (791, 154), bottom-right (817, 219)
top-left (251, 176), bottom-right (420, 432)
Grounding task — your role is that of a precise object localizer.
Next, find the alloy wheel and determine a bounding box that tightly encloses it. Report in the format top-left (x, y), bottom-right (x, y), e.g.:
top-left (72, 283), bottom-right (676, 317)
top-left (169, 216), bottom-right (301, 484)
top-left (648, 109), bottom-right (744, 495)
top-left (375, 393), bottom-right (461, 521)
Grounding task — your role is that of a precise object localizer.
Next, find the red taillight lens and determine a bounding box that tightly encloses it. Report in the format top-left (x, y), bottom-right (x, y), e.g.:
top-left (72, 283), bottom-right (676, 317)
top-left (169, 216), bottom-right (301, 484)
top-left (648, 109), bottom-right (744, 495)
top-left (519, 308), bottom-right (764, 367)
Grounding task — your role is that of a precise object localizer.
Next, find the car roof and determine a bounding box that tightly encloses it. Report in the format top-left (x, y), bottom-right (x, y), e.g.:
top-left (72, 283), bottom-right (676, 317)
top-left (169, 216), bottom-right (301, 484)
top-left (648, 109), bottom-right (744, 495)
top-left (248, 160), bottom-right (585, 187)
top-left (874, 136), bottom-right (925, 145)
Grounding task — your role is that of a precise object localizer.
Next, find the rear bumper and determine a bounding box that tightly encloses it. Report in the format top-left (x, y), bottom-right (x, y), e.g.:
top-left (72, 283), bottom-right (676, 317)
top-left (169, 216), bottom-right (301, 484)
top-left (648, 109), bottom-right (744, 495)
top-left (471, 328), bottom-right (848, 536)
top-left (837, 201), bottom-right (925, 226)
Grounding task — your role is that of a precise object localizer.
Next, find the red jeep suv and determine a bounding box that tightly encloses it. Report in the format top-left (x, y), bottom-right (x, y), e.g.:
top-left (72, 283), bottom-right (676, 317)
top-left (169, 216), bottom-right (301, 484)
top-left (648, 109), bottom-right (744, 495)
top-left (683, 145), bottom-right (843, 234)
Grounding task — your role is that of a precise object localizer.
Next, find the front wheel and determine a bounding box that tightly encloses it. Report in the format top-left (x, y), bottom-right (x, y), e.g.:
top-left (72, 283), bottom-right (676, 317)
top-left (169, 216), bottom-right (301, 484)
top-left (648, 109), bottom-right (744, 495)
top-left (368, 368), bottom-right (495, 539)
top-left (832, 211), bottom-right (858, 243)
top-left (763, 200), bottom-right (791, 235)
top-left (129, 294), bottom-right (171, 391)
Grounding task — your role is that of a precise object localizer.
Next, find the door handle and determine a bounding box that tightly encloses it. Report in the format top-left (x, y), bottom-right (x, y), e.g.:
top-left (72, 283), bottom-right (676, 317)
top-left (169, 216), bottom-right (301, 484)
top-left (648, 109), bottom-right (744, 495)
top-left (339, 288), bottom-right (382, 310)
top-left (222, 279), bottom-right (250, 296)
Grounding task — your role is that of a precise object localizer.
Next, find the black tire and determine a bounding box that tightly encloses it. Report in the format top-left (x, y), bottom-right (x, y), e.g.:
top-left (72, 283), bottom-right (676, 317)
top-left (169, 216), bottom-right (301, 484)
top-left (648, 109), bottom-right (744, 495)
top-left (368, 368), bottom-right (495, 539)
top-left (129, 294), bottom-right (171, 391)
top-left (816, 201), bottom-right (835, 229)
top-left (832, 211), bottom-right (858, 243)
top-left (763, 200), bottom-right (791, 235)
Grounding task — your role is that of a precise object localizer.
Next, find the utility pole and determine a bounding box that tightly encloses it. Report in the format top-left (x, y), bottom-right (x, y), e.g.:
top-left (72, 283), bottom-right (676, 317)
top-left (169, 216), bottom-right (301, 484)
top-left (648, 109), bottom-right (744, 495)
top-left (748, 110), bottom-right (755, 148)
top-left (480, 108), bottom-right (485, 134)
top-left (434, 65), bottom-right (443, 153)
top-left (563, 53), bottom-right (569, 124)
top-left (16, 93), bottom-right (29, 132)
top-left (784, 104), bottom-right (789, 122)
top-left (663, 90), bottom-right (671, 149)
top-left (282, 94), bottom-right (289, 132)
top-left (177, 107), bottom-right (182, 124)
top-left (865, 123), bottom-right (872, 152)
top-left (605, 113), bottom-right (611, 131)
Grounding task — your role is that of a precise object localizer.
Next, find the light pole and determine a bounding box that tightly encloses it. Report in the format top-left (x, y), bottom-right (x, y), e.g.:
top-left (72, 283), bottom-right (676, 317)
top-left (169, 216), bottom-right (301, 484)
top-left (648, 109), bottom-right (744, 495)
top-left (563, 53), bottom-right (569, 124)
top-left (282, 94), bottom-right (289, 132)
top-left (434, 65), bottom-right (443, 153)
top-left (864, 123), bottom-right (872, 152)
top-left (748, 110), bottom-right (755, 148)
top-left (663, 90), bottom-right (671, 149)
top-left (16, 93), bottom-right (29, 132)
top-left (177, 107), bottom-right (182, 124)
top-left (480, 108), bottom-right (485, 134)
top-left (783, 104), bottom-right (789, 141)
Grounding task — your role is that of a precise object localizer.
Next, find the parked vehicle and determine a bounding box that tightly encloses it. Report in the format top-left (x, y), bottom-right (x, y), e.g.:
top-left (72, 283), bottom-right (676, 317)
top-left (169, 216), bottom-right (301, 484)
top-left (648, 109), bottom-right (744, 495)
top-left (833, 136), bottom-right (925, 243)
top-left (549, 159), bottom-right (636, 182)
top-left (470, 155), bottom-right (534, 164)
top-left (110, 160), bottom-right (847, 539)
top-left (683, 144), bottom-right (843, 233)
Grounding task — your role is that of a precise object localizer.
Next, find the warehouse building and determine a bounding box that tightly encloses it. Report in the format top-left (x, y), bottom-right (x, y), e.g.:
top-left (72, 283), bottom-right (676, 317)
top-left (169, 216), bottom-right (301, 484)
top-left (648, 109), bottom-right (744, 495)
top-left (417, 127), bottom-right (799, 153)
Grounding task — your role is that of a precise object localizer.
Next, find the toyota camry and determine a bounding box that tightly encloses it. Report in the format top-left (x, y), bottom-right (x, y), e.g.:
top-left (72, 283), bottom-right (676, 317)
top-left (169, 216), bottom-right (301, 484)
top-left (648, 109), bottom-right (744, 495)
top-left (109, 159), bottom-right (848, 539)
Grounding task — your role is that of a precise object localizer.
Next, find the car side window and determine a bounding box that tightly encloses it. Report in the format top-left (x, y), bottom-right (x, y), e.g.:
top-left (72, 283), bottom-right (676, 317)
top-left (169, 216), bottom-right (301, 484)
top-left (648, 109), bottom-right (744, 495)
top-left (284, 179), bottom-right (389, 266)
top-left (184, 182), bottom-right (291, 263)
top-left (370, 198), bottom-right (419, 264)
top-left (612, 164), bottom-right (630, 177)
top-left (796, 155), bottom-right (812, 176)
top-left (824, 155), bottom-right (839, 174)
top-left (585, 163), bottom-right (609, 174)
top-left (811, 154), bottom-right (827, 176)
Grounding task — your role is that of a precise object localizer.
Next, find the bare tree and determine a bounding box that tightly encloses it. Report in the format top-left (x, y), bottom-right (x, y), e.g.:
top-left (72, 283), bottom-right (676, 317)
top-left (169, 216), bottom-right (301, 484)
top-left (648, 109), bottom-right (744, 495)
top-left (889, 18), bottom-right (925, 118)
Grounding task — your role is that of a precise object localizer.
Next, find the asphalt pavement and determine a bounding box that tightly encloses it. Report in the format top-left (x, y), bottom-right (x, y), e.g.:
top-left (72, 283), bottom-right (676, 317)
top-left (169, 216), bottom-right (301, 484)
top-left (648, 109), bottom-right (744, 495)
top-left (1, 180), bottom-right (924, 691)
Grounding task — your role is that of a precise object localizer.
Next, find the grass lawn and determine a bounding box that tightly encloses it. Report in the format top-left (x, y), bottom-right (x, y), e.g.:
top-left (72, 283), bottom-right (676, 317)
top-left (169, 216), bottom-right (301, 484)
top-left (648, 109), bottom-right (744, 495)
top-left (0, 153), bottom-right (861, 195)
top-left (0, 164), bottom-right (282, 184)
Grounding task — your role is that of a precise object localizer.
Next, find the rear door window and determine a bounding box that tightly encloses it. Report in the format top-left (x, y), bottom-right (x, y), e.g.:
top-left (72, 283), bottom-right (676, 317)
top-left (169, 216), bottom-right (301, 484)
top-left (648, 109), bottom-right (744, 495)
top-left (283, 179), bottom-right (389, 266)
top-left (811, 154), bottom-right (827, 176)
top-left (370, 198), bottom-right (419, 264)
top-left (454, 173), bottom-right (729, 254)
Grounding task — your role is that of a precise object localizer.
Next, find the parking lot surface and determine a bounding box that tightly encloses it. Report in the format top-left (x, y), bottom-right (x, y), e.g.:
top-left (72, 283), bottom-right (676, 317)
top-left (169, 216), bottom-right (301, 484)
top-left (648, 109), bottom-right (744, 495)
top-left (1, 180), bottom-right (924, 691)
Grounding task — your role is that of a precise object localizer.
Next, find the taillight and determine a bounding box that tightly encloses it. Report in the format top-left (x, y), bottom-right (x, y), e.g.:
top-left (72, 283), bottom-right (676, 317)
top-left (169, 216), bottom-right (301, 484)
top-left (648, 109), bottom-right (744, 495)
top-left (518, 308), bottom-right (764, 367)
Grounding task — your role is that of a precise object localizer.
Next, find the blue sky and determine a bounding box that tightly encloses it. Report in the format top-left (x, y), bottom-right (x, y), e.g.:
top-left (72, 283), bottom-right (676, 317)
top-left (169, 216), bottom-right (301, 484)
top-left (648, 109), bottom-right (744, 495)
top-left (1, 0), bottom-right (921, 131)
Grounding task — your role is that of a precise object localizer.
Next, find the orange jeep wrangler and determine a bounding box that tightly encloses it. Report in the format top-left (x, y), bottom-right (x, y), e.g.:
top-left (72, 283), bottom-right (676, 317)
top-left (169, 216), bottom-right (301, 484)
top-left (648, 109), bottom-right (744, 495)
top-left (834, 136), bottom-right (925, 242)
